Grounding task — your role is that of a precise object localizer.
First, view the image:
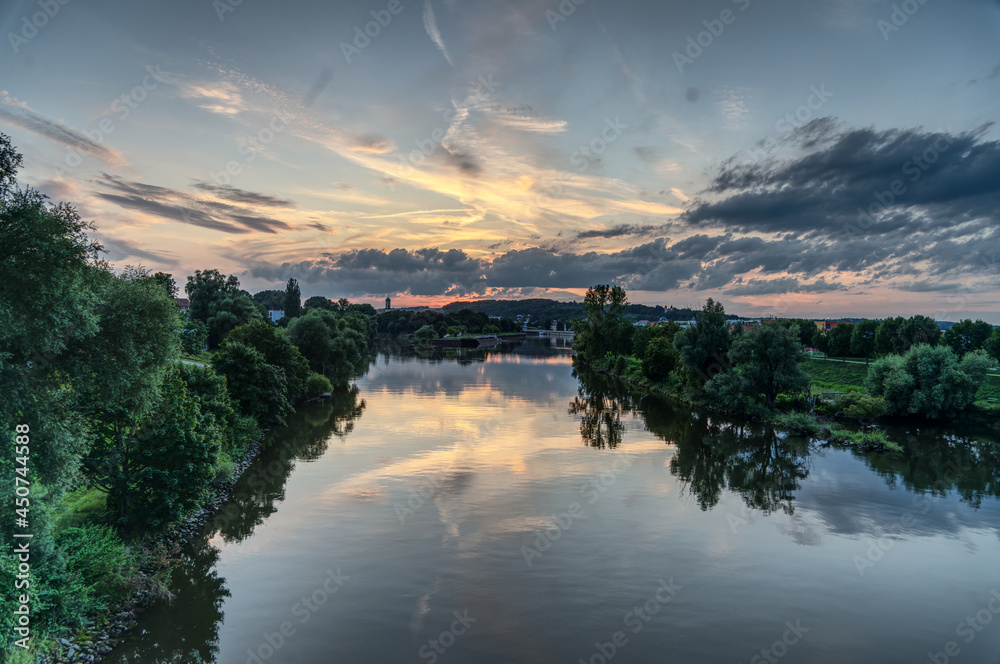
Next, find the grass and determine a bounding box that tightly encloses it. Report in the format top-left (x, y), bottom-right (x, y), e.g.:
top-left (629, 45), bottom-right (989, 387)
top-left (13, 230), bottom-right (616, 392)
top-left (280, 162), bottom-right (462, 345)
top-left (800, 357), bottom-right (869, 393)
top-left (179, 349), bottom-right (213, 363)
top-left (54, 486), bottom-right (107, 529)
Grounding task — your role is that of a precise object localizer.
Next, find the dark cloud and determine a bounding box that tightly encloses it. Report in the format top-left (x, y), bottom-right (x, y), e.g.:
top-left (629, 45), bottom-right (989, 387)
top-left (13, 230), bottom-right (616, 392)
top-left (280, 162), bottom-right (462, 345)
top-left (192, 182), bottom-right (295, 207)
top-left (97, 174), bottom-right (290, 234)
top-left (725, 277), bottom-right (844, 296)
top-left (99, 236), bottom-right (178, 266)
top-left (444, 150), bottom-right (482, 176)
top-left (575, 223), bottom-right (660, 239)
top-left (0, 94), bottom-right (122, 163)
top-left (683, 120), bottom-right (1000, 284)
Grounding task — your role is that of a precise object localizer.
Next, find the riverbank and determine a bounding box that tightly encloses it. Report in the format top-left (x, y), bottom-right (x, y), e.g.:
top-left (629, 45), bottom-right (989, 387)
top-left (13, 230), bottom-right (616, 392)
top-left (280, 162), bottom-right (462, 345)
top-left (577, 355), bottom-right (905, 453)
top-left (35, 423), bottom-right (273, 663)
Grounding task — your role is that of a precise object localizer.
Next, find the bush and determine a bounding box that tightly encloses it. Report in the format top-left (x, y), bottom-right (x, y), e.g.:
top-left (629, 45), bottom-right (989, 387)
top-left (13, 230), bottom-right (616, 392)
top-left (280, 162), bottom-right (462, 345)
top-left (865, 345), bottom-right (988, 418)
top-left (214, 450), bottom-right (237, 484)
top-left (55, 524), bottom-right (138, 613)
top-left (305, 371), bottom-right (333, 398)
top-left (643, 336), bottom-right (678, 380)
top-left (834, 392), bottom-right (886, 419)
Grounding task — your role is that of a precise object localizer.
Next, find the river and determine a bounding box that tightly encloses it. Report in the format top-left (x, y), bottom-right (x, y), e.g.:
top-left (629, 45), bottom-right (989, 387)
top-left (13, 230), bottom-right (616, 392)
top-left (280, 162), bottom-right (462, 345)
top-left (109, 338), bottom-right (1000, 664)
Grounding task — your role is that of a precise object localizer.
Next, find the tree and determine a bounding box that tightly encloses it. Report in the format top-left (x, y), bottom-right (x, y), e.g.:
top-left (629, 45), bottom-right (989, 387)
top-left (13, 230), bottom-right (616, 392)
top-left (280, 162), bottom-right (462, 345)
top-left (865, 345), bottom-right (989, 419)
top-left (127, 365), bottom-right (220, 530)
top-left (874, 316), bottom-right (905, 355)
top-left (643, 336), bottom-right (678, 380)
top-left (673, 299), bottom-right (731, 385)
top-left (827, 323), bottom-right (853, 361)
top-left (180, 317), bottom-right (209, 354)
top-left (944, 319), bottom-right (993, 357)
top-left (304, 295), bottom-right (336, 311)
top-left (152, 272), bottom-right (178, 299)
top-left (706, 323), bottom-right (809, 410)
top-left (850, 319), bottom-right (879, 364)
top-left (251, 289), bottom-right (285, 310)
top-left (897, 315), bottom-right (941, 351)
top-left (985, 328), bottom-right (1000, 364)
top-left (211, 341), bottom-right (292, 428)
top-left (226, 321), bottom-right (310, 403)
top-left (783, 318), bottom-right (817, 347)
top-left (284, 278), bottom-right (302, 319)
top-left (414, 325), bottom-right (436, 344)
top-left (810, 327), bottom-right (828, 354)
top-left (186, 270), bottom-right (261, 347)
top-left (571, 285), bottom-right (633, 361)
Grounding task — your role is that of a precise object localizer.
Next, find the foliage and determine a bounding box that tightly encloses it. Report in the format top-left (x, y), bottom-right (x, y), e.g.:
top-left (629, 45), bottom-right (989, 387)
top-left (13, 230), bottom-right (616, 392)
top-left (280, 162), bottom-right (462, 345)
top-left (53, 524), bottom-right (138, 614)
top-left (226, 321), bottom-right (310, 402)
top-left (285, 309), bottom-right (371, 385)
top-left (826, 323), bottom-right (854, 359)
top-left (850, 319), bottom-right (879, 363)
top-left (643, 336), bottom-right (678, 380)
top-left (943, 319), bottom-right (993, 357)
top-left (985, 327), bottom-right (1000, 363)
top-left (212, 341), bottom-right (293, 428)
top-left (305, 372), bottom-right (333, 398)
top-left (833, 392), bottom-right (887, 419)
top-left (673, 298), bottom-right (731, 385)
top-left (283, 278), bottom-right (302, 319)
top-left (303, 295), bottom-right (336, 311)
top-left (180, 316), bottom-right (209, 354)
top-left (705, 323), bottom-right (809, 409)
top-left (414, 324), bottom-right (437, 344)
top-left (252, 289), bottom-right (285, 310)
top-left (865, 345), bottom-right (989, 418)
top-left (572, 285), bottom-right (633, 361)
top-left (632, 321), bottom-right (680, 360)
top-left (185, 269), bottom-right (262, 347)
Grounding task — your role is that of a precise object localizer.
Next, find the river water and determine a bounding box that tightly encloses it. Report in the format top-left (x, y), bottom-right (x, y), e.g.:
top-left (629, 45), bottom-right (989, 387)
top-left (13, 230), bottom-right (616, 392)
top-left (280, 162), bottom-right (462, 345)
top-left (110, 339), bottom-right (1000, 664)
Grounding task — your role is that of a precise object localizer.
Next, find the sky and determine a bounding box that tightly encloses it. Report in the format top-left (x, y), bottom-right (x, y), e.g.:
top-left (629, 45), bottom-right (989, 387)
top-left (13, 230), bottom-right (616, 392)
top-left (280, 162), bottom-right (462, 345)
top-left (1, 0), bottom-right (999, 320)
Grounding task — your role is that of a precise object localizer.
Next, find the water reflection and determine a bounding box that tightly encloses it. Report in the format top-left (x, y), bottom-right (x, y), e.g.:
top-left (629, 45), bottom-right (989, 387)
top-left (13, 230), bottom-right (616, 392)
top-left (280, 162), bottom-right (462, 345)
top-left (567, 369), bottom-right (639, 449)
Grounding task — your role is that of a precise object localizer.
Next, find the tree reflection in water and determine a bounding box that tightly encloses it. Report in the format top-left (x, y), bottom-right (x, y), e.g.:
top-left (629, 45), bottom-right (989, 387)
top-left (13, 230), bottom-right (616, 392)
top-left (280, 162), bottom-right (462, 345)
top-left (571, 367), bottom-right (811, 514)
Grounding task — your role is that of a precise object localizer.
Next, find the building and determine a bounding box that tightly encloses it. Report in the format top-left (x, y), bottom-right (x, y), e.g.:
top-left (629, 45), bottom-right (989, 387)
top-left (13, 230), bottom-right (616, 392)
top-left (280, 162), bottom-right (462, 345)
top-left (175, 297), bottom-right (189, 312)
top-left (814, 320), bottom-right (854, 332)
top-left (267, 309), bottom-right (284, 323)
top-left (385, 297), bottom-right (391, 311)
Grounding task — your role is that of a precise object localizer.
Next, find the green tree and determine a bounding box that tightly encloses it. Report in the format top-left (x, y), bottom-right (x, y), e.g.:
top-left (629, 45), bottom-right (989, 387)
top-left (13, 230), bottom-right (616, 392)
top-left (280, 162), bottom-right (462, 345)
top-left (783, 318), bottom-right (817, 346)
top-left (226, 321), bottom-right (310, 402)
top-left (850, 319), bottom-right (879, 364)
top-left (180, 317), bottom-right (209, 354)
top-left (706, 323), bottom-right (809, 410)
top-left (865, 345), bottom-right (989, 419)
top-left (185, 269), bottom-right (261, 347)
top-left (128, 365), bottom-right (221, 529)
top-left (212, 341), bottom-right (292, 428)
top-left (897, 315), bottom-right (941, 351)
top-left (943, 319), bottom-right (993, 357)
top-left (304, 295), bottom-right (336, 311)
top-left (572, 285), bottom-right (633, 361)
top-left (152, 271), bottom-right (178, 299)
top-left (985, 328), bottom-right (1000, 363)
top-left (874, 316), bottom-right (905, 355)
top-left (252, 289), bottom-right (285, 310)
top-left (673, 299), bottom-right (731, 385)
top-left (284, 278), bottom-right (303, 319)
top-left (414, 325), bottom-right (437, 344)
top-left (826, 323), bottom-right (853, 361)
top-left (643, 336), bottom-right (678, 380)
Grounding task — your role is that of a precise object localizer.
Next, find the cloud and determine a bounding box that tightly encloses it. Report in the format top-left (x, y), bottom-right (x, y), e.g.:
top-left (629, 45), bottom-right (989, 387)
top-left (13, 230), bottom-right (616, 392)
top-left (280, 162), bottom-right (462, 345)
top-left (423, 0), bottom-right (455, 68)
top-left (96, 174), bottom-right (291, 234)
top-left (192, 182), bottom-right (296, 207)
top-left (180, 81), bottom-right (246, 116)
top-left (0, 91), bottom-right (125, 165)
top-left (683, 120), bottom-right (1000, 286)
top-left (575, 223), bottom-right (661, 239)
top-left (724, 277), bottom-right (844, 296)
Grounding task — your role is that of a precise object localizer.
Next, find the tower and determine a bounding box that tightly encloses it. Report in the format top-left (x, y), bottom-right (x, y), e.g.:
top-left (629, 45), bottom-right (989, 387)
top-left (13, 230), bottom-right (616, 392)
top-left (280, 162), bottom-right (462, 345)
top-left (385, 296), bottom-right (391, 310)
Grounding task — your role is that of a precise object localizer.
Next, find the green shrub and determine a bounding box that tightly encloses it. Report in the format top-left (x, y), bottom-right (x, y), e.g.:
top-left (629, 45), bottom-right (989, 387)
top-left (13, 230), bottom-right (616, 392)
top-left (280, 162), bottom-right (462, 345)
top-left (214, 450), bottom-right (237, 484)
top-left (305, 372), bottom-right (333, 398)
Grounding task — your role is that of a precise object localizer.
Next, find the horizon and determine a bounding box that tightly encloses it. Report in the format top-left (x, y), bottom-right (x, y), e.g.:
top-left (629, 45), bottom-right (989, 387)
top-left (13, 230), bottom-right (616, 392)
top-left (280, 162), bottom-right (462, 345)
top-left (2, 0), bottom-right (999, 322)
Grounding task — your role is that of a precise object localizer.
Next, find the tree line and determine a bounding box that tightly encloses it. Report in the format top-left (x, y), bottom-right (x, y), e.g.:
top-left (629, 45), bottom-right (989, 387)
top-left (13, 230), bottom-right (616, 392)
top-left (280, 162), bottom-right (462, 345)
top-left (572, 284), bottom-right (997, 422)
top-left (0, 135), bottom-right (372, 651)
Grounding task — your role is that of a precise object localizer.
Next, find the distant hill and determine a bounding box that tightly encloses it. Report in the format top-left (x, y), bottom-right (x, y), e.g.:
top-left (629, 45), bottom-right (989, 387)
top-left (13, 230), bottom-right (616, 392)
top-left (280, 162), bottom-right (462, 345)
top-left (440, 298), bottom-right (723, 323)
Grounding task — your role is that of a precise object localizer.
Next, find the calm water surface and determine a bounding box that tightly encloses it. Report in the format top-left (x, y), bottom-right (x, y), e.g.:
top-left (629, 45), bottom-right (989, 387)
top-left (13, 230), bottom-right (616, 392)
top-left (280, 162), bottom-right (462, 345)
top-left (112, 339), bottom-right (1000, 664)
